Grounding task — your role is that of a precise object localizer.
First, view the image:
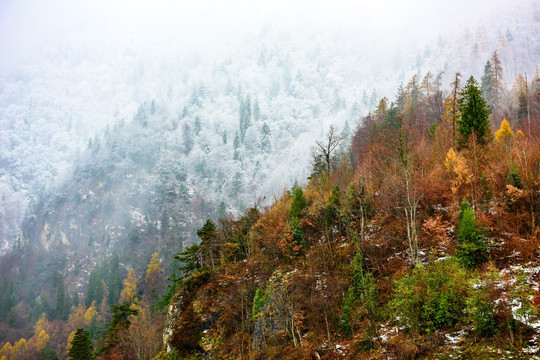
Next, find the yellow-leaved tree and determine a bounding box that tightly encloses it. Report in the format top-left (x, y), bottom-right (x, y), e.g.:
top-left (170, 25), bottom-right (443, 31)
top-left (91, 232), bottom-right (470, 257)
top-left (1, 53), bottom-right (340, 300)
top-left (84, 301), bottom-right (97, 327)
top-left (120, 268), bottom-right (138, 303)
top-left (0, 342), bottom-right (13, 359)
top-left (495, 118), bottom-right (514, 144)
top-left (12, 339), bottom-right (27, 359)
top-left (65, 329), bottom-right (76, 356)
top-left (67, 303), bottom-right (86, 331)
top-left (26, 314), bottom-right (51, 355)
top-left (144, 252), bottom-right (162, 299)
top-left (34, 313), bottom-right (49, 336)
top-left (444, 148), bottom-right (473, 196)
top-left (34, 330), bottom-right (50, 353)
top-left (145, 253), bottom-right (160, 283)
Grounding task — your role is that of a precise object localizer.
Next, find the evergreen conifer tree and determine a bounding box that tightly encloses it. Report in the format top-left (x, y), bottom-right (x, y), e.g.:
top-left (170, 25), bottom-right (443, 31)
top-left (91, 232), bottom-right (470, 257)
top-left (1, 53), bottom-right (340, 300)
top-left (174, 243), bottom-right (202, 283)
top-left (55, 273), bottom-right (68, 320)
top-left (261, 122), bottom-right (271, 151)
top-left (480, 60), bottom-right (493, 102)
top-left (239, 96), bottom-right (252, 143)
top-left (197, 219), bottom-right (219, 269)
top-left (290, 187), bottom-right (308, 219)
top-left (253, 98), bottom-right (261, 121)
top-left (1, 280), bottom-right (16, 323)
top-left (107, 253), bottom-right (122, 306)
top-left (72, 290), bottom-right (79, 308)
top-left (456, 198), bottom-right (489, 268)
top-left (68, 328), bottom-right (93, 360)
top-left (194, 116), bottom-right (201, 136)
top-left (105, 303), bottom-right (138, 348)
top-left (41, 344), bottom-right (59, 360)
top-left (457, 76), bottom-right (491, 148)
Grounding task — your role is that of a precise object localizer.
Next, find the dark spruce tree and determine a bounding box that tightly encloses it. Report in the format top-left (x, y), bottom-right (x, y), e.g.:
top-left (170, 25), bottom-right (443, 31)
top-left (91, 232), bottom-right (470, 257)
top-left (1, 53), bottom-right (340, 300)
top-left (72, 290), bottom-right (79, 308)
top-left (457, 76), bottom-right (491, 148)
top-left (55, 273), bottom-right (69, 320)
top-left (1, 279), bottom-right (17, 325)
top-left (41, 345), bottom-right (59, 360)
top-left (85, 264), bottom-right (104, 309)
top-left (68, 328), bottom-right (93, 360)
top-left (106, 253), bottom-right (122, 306)
top-left (104, 303), bottom-right (139, 351)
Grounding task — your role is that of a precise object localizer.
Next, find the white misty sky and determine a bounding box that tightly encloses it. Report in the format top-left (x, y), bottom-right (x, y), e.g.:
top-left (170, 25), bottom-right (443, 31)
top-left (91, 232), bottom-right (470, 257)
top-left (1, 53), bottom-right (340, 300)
top-left (0, 0), bottom-right (518, 71)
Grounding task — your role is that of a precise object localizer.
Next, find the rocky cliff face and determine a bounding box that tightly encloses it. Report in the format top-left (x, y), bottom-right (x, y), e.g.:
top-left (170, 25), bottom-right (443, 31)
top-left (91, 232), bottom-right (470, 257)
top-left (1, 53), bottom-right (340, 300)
top-left (163, 294), bottom-right (185, 354)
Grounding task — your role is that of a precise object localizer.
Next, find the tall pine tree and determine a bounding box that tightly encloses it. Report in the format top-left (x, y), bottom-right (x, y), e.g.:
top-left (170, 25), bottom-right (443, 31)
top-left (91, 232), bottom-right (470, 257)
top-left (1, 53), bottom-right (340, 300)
top-left (106, 253), bottom-right (122, 306)
top-left (55, 273), bottom-right (69, 320)
top-left (457, 76), bottom-right (491, 148)
top-left (480, 60), bottom-right (493, 101)
top-left (197, 219), bottom-right (219, 269)
top-left (68, 328), bottom-right (93, 360)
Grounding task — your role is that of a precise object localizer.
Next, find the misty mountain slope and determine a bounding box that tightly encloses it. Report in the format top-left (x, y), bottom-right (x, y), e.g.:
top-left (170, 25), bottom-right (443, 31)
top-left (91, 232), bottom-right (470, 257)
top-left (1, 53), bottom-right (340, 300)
top-left (16, 33), bottom-right (372, 285)
top-left (420, 3), bottom-right (540, 85)
top-left (0, 1), bottom-right (540, 358)
top-left (2, 0), bottom-right (539, 275)
top-left (1, 26), bottom-right (416, 253)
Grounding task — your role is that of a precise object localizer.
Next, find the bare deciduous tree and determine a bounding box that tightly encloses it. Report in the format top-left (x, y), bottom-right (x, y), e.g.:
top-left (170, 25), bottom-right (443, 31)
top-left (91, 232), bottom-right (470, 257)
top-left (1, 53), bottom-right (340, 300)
top-left (312, 125), bottom-right (344, 178)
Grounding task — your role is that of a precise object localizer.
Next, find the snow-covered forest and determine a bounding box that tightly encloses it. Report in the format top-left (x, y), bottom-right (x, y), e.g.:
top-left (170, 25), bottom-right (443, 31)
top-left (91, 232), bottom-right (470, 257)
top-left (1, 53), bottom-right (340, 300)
top-left (1, 0), bottom-right (538, 254)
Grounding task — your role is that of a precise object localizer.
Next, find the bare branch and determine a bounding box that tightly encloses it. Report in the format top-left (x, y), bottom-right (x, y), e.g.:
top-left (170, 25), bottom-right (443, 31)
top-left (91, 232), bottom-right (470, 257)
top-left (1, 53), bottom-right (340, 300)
top-left (312, 125), bottom-right (344, 177)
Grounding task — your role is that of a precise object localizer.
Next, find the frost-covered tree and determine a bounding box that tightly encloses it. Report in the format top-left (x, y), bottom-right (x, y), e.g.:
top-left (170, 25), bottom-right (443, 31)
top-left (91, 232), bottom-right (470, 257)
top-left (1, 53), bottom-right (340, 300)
top-left (481, 51), bottom-right (503, 107)
top-left (260, 122), bottom-right (271, 152)
top-left (481, 60), bottom-right (493, 101)
top-left (194, 116), bottom-right (201, 136)
top-left (253, 98), bottom-right (261, 122)
top-left (182, 122), bottom-right (193, 154)
top-left (239, 95), bottom-right (252, 143)
top-left (134, 103), bottom-right (148, 127)
top-left (232, 171), bottom-right (243, 199)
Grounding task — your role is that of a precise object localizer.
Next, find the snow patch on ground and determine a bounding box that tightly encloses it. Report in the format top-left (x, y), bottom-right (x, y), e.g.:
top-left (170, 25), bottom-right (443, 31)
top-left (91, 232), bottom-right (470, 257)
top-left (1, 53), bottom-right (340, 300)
top-left (333, 343), bottom-right (348, 356)
top-left (445, 329), bottom-right (467, 345)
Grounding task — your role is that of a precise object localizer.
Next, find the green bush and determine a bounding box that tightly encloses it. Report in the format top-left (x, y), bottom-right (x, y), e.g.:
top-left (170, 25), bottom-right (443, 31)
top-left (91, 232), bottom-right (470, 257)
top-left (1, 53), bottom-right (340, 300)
top-left (468, 289), bottom-right (496, 337)
top-left (290, 186), bottom-right (308, 219)
top-left (341, 253), bottom-right (378, 338)
top-left (456, 198), bottom-right (489, 269)
top-left (252, 287), bottom-right (268, 322)
top-left (506, 166), bottom-right (523, 189)
top-left (389, 259), bottom-right (470, 334)
top-left (466, 269), bottom-right (501, 338)
top-left (325, 185), bottom-right (341, 224)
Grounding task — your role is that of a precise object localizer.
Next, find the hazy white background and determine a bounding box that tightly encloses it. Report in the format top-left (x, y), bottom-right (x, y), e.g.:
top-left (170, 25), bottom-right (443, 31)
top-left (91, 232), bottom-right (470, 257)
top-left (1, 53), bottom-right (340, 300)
top-left (0, 0), bottom-right (526, 72)
top-left (0, 0), bottom-right (537, 252)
